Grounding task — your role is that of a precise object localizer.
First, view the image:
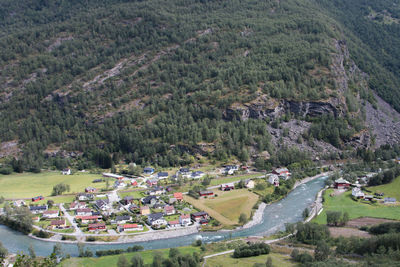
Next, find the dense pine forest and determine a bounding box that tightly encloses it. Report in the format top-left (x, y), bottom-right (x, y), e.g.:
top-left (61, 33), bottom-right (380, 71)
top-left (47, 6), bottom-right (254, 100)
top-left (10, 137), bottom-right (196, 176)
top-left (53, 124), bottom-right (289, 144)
top-left (0, 0), bottom-right (399, 171)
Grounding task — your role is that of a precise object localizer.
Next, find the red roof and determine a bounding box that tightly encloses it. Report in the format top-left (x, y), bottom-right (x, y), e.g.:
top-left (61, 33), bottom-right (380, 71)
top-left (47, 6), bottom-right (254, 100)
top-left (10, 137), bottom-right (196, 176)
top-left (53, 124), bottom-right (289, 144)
top-left (169, 220), bottom-right (179, 225)
top-left (164, 205), bottom-right (175, 212)
top-left (89, 223), bottom-right (105, 229)
top-left (180, 214), bottom-right (190, 219)
top-left (43, 210), bottom-right (59, 215)
top-left (123, 224), bottom-right (139, 229)
top-left (51, 220), bottom-right (65, 226)
top-left (174, 192), bottom-right (183, 200)
top-left (76, 215), bottom-right (100, 220)
top-left (76, 208), bottom-right (91, 213)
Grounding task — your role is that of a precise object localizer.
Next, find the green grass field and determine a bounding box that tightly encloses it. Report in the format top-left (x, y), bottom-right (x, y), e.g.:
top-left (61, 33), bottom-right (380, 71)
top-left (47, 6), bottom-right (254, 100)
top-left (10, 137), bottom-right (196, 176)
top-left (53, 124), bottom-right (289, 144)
top-left (0, 172), bottom-right (106, 199)
top-left (367, 176), bottom-right (400, 200)
top-left (184, 189), bottom-right (259, 225)
top-left (252, 180), bottom-right (274, 196)
top-left (60, 246), bottom-right (201, 267)
top-left (313, 189), bottom-right (400, 224)
top-left (118, 190), bottom-right (146, 199)
top-left (205, 252), bottom-right (295, 267)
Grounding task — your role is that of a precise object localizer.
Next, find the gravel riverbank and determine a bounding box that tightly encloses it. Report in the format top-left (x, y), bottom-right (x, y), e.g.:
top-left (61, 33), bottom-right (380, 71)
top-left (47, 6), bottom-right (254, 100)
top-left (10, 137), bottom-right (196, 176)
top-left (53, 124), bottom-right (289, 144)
top-left (243, 202), bottom-right (266, 229)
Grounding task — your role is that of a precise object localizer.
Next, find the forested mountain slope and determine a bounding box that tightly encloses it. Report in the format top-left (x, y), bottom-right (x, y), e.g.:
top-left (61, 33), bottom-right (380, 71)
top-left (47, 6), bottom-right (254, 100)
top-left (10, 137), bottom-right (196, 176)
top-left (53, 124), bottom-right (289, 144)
top-left (0, 0), bottom-right (399, 170)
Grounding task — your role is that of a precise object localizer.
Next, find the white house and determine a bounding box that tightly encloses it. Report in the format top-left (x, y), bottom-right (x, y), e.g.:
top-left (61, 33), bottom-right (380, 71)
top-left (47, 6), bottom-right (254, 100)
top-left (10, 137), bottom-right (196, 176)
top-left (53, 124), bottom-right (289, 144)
top-left (191, 171), bottom-right (205, 179)
top-left (245, 179), bottom-right (255, 189)
top-left (352, 187), bottom-right (365, 198)
top-left (13, 200), bottom-right (26, 207)
top-left (179, 214), bottom-right (191, 226)
top-left (61, 168), bottom-right (71, 175)
top-left (268, 174), bottom-right (279, 186)
top-left (224, 165), bottom-right (238, 175)
top-left (147, 213), bottom-right (168, 228)
top-left (42, 210), bottom-right (59, 219)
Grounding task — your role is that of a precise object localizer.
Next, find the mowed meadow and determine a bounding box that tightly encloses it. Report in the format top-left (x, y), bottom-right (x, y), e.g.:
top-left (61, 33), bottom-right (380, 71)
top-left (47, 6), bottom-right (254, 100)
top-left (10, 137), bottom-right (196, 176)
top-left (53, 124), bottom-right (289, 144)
top-left (313, 189), bottom-right (400, 224)
top-left (184, 189), bottom-right (259, 225)
top-left (0, 172), bottom-right (106, 199)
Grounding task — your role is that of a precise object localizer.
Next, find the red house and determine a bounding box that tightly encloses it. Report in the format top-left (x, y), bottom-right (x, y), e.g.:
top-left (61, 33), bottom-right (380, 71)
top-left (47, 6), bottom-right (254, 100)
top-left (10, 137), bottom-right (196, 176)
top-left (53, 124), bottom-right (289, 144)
top-left (173, 192), bottom-right (183, 201)
top-left (191, 211), bottom-right (209, 222)
top-left (146, 179), bottom-right (158, 187)
top-left (131, 179), bottom-right (138, 187)
top-left (334, 178), bottom-right (351, 189)
top-left (32, 196), bottom-right (44, 202)
top-left (220, 183), bottom-right (235, 191)
top-left (272, 168), bottom-right (290, 177)
top-left (88, 223), bottom-right (106, 231)
top-left (199, 191), bottom-right (214, 197)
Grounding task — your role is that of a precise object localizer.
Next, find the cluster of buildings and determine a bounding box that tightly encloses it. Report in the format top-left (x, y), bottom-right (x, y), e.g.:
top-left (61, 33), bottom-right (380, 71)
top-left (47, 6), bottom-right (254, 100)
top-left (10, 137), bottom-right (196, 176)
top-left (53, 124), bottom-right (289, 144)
top-left (334, 178), bottom-right (397, 204)
top-left (267, 168), bottom-right (291, 186)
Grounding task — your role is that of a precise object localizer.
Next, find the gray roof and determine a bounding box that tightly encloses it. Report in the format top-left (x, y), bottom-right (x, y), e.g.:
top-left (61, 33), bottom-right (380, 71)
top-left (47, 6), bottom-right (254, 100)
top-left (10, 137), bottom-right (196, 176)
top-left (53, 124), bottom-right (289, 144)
top-left (116, 215), bottom-right (131, 221)
top-left (147, 212), bottom-right (164, 222)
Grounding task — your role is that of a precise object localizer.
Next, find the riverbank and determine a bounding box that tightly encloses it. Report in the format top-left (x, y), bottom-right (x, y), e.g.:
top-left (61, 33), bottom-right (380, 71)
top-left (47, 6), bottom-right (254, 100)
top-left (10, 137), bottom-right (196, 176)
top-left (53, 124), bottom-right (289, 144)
top-left (293, 172), bottom-right (331, 190)
top-left (29, 225), bottom-right (199, 245)
top-left (243, 202), bottom-right (266, 229)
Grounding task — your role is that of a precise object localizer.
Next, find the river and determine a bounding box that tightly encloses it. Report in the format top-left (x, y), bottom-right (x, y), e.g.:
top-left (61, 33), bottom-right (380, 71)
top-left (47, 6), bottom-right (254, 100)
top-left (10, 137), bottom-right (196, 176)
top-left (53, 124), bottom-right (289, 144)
top-left (0, 176), bottom-right (326, 257)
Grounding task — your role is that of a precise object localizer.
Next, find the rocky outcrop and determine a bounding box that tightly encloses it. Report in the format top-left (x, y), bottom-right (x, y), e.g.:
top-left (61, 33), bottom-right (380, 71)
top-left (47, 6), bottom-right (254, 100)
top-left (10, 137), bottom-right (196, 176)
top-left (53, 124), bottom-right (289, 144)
top-left (224, 99), bottom-right (338, 121)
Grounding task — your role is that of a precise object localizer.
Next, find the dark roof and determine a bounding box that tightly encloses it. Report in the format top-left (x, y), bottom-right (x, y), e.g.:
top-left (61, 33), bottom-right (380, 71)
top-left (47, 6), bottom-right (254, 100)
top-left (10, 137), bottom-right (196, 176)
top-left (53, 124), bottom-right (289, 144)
top-left (116, 215), bottom-right (131, 221)
top-left (29, 205), bottom-right (47, 211)
top-left (142, 195), bottom-right (157, 204)
top-left (158, 172), bottom-right (168, 177)
top-left (179, 168), bottom-right (190, 173)
top-left (147, 212), bottom-right (164, 222)
top-left (152, 186), bottom-right (164, 191)
top-left (144, 167), bottom-right (154, 172)
top-left (199, 191), bottom-right (213, 195)
top-left (385, 197), bottom-right (396, 202)
top-left (95, 199), bottom-right (109, 208)
top-left (192, 211), bottom-right (208, 217)
top-left (124, 196), bottom-right (134, 201)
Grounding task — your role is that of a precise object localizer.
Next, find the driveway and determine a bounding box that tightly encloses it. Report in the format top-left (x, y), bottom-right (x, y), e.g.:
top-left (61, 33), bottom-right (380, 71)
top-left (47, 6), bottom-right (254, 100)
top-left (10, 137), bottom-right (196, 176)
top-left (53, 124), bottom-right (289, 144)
top-left (60, 203), bottom-right (83, 235)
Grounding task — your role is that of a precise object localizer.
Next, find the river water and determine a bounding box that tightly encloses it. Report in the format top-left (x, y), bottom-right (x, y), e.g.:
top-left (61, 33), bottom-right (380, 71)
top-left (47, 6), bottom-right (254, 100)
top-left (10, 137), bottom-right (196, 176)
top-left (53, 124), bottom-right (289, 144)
top-left (0, 176), bottom-right (326, 257)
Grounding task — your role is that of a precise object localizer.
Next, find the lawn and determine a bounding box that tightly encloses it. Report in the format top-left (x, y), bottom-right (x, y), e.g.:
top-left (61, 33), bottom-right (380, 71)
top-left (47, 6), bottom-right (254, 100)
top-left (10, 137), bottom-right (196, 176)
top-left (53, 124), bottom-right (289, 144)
top-left (27, 195), bottom-right (76, 206)
top-left (118, 190), bottom-right (146, 199)
top-left (367, 176), bottom-right (400, 200)
top-left (0, 172), bottom-right (106, 199)
top-left (313, 189), bottom-right (400, 224)
top-left (59, 246), bottom-right (201, 267)
top-left (252, 180), bottom-right (274, 196)
top-left (205, 252), bottom-right (295, 267)
top-left (184, 189), bottom-right (259, 225)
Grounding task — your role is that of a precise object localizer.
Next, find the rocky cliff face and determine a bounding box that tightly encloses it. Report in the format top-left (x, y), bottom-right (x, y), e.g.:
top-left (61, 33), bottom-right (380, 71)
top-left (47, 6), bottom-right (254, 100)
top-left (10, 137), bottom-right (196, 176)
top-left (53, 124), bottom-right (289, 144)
top-left (223, 99), bottom-right (338, 121)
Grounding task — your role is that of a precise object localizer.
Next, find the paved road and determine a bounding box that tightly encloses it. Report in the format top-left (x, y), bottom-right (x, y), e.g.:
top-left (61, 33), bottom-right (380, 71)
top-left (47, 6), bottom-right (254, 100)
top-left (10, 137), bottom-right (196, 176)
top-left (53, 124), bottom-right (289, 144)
top-left (60, 204), bottom-right (83, 235)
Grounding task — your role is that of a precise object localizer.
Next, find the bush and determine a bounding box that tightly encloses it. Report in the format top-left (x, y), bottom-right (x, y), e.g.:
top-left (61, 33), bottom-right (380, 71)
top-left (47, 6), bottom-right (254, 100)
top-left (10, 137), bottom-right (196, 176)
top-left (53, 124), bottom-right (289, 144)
top-left (86, 236), bottom-right (96, 242)
top-left (233, 243), bottom-right (270, 258)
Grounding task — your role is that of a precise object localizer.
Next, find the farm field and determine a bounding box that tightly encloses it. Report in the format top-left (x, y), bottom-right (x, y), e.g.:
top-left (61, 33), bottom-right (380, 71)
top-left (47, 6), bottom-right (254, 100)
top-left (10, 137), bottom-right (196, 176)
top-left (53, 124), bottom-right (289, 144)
top-left (60, 246), bottom-right (201, 267)
top-left (0, 172), bottom-right (106, 199)
top-left (184, 189), bottom-right (259, 225)
top-left (313, 189), bottom-right (400, 224)
top-left (367, 176), bottom-right (400, 200)
top-left (205, 252), bottom-right (295, 267)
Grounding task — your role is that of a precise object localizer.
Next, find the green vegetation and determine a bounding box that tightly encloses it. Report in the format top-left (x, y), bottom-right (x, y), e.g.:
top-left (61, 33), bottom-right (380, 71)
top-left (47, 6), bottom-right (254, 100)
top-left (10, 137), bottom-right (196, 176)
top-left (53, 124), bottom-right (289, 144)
top-left (60, 246), bottom-right (201, 267)
top-left (0, 172), bottom-right (105, 199)
top-left (0, 0), bottom-right (379, 170)
top-left (185, 189), bottom-right (258, 225)
top-left (313, 189), bottom-right (400, 224)
top-left (368, 174), bottom-right (400, 201)
top-left (205, 252), bottom-right (295, 267)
